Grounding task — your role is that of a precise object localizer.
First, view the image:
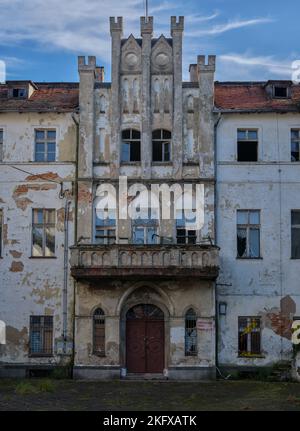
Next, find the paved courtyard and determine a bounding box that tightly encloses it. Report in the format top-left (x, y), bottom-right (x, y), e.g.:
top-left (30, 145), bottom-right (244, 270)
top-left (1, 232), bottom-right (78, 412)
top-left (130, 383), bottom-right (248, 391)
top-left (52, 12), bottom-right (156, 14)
top-left (1, 379), bottom-right (300, 411)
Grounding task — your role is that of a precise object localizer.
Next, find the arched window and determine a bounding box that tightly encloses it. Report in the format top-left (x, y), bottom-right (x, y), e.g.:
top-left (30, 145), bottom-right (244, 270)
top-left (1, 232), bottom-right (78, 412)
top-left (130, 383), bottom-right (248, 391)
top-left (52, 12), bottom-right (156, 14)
top-left (93, 308), bottom-right (105, 355)
top-left (121, 129), bottom-right (141, 162)
top-left (185, 308), bottom-right (197, 356)
top-left (152, 129), bottom-right (171, 162)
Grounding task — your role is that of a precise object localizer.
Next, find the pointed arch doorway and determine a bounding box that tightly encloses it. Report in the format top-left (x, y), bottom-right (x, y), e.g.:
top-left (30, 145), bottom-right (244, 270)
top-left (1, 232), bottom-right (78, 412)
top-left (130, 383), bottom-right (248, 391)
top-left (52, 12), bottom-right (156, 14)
top-left (126, 304), bottom-right (165, 374)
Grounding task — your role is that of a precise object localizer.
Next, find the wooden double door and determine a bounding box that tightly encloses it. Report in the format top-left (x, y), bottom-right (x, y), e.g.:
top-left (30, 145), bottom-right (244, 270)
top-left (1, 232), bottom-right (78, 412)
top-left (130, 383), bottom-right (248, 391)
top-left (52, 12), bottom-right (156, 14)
top-left (126, 304), bottom-right (164, 374)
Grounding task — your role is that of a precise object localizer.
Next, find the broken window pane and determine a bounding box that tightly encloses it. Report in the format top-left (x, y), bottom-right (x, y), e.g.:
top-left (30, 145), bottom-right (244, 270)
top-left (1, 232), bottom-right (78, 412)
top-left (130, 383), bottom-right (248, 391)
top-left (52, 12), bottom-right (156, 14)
top-left (121, 129), bottom-right (141, 162)
top-left (152, 129), bottom-right (171, 162)
top-left (237, 129), bottom-right (258, 162)
top-left (237, 210), bottom-right (261, 258)
top-left (237, 228), bottom-right (247, 257)
top-left (274, 86), bottom-right (288, 98)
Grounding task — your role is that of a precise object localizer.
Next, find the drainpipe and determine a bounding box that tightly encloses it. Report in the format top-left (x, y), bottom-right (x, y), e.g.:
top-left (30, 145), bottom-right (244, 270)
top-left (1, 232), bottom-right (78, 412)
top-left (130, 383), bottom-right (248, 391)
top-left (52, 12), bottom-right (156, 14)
top-left (214, 112), bottom-right (221, 377)
top-left (63, 198), bottom-right (71, 345)
top-left (71, 112), bottom-right (79, 376)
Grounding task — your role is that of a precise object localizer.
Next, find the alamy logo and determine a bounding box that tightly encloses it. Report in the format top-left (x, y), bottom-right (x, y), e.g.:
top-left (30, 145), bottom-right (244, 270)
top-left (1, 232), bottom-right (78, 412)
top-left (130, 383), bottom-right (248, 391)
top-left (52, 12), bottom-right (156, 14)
top-left (95, 177), bottom-right (205, 230)
top-left (0, 320), bottom-right (6, 345)
top-left (292, 320), bottom-right (300, 345)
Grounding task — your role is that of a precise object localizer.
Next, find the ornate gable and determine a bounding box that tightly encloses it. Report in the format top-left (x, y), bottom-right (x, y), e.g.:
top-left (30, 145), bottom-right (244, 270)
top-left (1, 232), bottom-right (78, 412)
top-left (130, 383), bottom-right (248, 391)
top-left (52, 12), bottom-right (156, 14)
top-left (151, 35), bottom-right (173, 74)
top-left (121, 34), bottom-right (142, 73)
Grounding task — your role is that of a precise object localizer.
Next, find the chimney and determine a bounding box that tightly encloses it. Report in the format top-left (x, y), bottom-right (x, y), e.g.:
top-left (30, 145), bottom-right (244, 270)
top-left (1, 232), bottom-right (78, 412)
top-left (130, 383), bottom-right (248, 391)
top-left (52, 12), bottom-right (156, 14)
top-left (95, 66), bottom-right (105, 83)
top-left (189, 64), bottom-right (198, 82)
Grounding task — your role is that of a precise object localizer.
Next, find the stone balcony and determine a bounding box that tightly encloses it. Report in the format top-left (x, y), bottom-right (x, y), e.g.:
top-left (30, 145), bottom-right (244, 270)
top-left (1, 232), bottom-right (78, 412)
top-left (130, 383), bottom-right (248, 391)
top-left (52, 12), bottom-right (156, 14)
top-left (70, 244), bottom-right (219, 280)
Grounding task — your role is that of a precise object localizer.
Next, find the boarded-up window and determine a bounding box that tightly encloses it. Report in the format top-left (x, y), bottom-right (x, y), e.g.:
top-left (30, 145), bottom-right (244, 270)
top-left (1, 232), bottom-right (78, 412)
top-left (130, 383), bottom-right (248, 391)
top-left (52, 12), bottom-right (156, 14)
top-left (291, 129), bottom-right (300, 162)
top-left (238, 317), bottom-right (261, 356)
top-left (291, 210), bottom-right (300, 259)
top-left (30, 316), bottom-right (53, 356)
top-left (93, 308), bottom-right (105, 355)
top-left (35, 129), bottom-right (56, 162)
top-left (0, 129), bottom-right (3, 161)
top-left (237, 210), bottom-right (260, 258)
top-left (237, 129), bottom-right (258, 162)
top-left (185, 308), bottom-right (197, 356)
top-left (32, 209), bottom-right (55, 257)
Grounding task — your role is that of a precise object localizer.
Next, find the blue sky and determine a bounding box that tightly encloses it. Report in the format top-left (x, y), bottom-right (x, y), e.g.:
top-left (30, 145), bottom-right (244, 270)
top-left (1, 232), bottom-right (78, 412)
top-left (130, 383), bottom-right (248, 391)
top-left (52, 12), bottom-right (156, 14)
top-left (0, 0), bottom-right (299, 82)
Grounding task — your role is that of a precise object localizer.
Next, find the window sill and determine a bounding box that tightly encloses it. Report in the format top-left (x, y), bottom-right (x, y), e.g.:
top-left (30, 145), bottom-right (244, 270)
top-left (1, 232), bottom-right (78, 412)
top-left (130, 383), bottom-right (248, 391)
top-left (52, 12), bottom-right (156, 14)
top-left (92, 352), bottom-right (106, 357)
top-left (120, 161), bottom-right (141, 165)
top-left (238, 354), bottom-right (265, 359)
top-left (29, 354), bottom-right (54, 358)
top-left (29, 256), bottom-right (57, 259)
top-left (152, 162), bottom-right (172, 166)
top-left (94, 161), bottom-right (110, 165)
top-left (236, 256), bottom-right (263, 260)
top-left (290, 257), bottom-right (300, 260)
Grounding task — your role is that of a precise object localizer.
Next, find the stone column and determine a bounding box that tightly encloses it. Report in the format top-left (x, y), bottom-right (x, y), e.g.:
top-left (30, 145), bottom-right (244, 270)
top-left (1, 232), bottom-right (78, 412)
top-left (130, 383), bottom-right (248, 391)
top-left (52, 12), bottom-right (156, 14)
top-left (77, 56), bottom-right (96, 243)
top-left (171, 16), bottom-right (184, 180)
top-left (110, 17), bottom-right (123, 179)
top-left (141, 16), bottom-right (153, 179)
top-left (197, 55), bottom-right (216, 178)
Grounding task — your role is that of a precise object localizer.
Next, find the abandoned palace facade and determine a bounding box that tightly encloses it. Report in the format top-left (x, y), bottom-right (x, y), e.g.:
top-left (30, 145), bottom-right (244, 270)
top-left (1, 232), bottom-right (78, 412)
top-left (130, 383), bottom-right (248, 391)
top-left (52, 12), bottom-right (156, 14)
top-left (0, 16), bottom-right (300, 380)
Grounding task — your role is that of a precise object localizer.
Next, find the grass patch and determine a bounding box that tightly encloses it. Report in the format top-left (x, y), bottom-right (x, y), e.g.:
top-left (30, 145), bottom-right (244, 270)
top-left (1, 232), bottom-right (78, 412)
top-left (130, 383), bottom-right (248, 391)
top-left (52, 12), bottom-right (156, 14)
top-left (15, 379), bottom-right (55, 395)
top-left (15, 381), bottom-right (39, 395)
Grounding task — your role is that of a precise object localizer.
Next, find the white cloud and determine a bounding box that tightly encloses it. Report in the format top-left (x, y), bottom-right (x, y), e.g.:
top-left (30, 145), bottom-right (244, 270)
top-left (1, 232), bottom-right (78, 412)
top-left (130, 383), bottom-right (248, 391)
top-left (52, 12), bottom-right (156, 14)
top-left (185, 17), bottom-right (274, 37)
top-left (218, 53), bottom-right (296, 81)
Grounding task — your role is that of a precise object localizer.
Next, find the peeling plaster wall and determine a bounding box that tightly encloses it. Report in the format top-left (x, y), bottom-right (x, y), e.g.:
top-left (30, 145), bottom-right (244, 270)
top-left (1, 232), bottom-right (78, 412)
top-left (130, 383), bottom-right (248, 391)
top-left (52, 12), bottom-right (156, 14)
top-left (0, 112), bottom-right (76, 365)
top-left (217, 113), bottom-right (300, 367)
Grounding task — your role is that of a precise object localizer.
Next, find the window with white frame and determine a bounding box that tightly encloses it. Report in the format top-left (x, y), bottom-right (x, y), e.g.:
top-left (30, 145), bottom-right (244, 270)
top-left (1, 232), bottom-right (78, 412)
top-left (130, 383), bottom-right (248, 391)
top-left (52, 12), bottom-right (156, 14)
top-left (176, 209), bottom-right (197, 245)
top-left (95, 208), bottom-right (116, 244)
top-left (152, 129), bottom-right (171, 162)
top-left (291, 210), bottom-right (300, 259)
top-left (0, 129), bottom-right (3, 161)
top-left (238, 317), bottom-right (261, 356)
top-left (237, 210), bottom-right (260, 258)
top-left (132, 222), bottom-right (158, 244)
top-left (34, 129), bottom-right (56, 162)
top-left (291, 129), bottom-right (300, 162)
top-left (121, 129), bottom-right (141, 162)
top-left (237, 129), bottom-right (258, 162)
top-left (32, 209), bottom-right (55, 257)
